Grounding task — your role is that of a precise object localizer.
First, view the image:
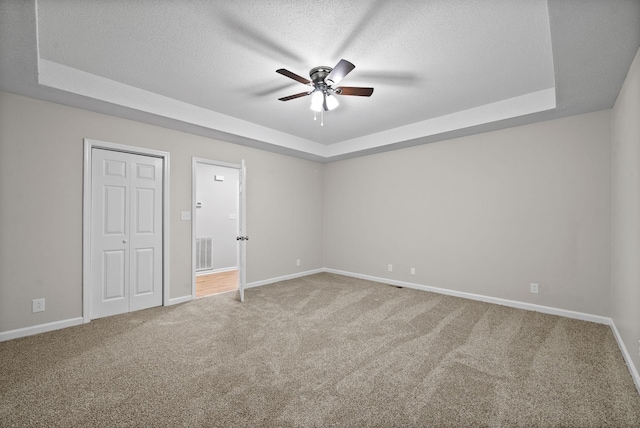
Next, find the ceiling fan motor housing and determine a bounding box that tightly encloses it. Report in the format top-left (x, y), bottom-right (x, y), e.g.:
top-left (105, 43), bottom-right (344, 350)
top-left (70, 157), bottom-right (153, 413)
top-left (310, 66), bottom-right (333, 91)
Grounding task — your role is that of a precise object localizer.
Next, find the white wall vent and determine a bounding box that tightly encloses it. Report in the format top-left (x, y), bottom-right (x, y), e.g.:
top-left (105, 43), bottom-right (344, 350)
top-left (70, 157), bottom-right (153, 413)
top-left (196, 237), bottom-right (213, 271)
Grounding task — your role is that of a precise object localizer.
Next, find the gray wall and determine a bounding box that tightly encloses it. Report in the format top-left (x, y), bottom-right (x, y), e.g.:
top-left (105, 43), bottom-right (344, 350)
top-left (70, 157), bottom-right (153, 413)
top-left (195, 163), bottom-right (239, 271)
top-left (0, 90), bottom-right (324, 332)
top-left (323, 110), bottom-right (611, 316)
top-left (0, 61), bottom-right (634, 375)
top-left (611, 47), bottom-right (640, 380)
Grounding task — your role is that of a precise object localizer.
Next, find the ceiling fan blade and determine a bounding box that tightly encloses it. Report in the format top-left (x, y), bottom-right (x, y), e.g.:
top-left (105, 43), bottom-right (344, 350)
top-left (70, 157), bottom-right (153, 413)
top-left (276, 69), bottom-right (311, 85)
top-left (278, 91), bottom-right (312, 101)
top-left (336, 86), bottom-right (374, 97)
top-left (325, 59), bottom-right (355, 86)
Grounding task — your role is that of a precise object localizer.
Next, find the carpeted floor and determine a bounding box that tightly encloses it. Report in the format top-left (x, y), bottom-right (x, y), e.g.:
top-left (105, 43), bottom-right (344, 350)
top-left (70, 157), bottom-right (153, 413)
top-left (1, 272), bottom-right (639, 427)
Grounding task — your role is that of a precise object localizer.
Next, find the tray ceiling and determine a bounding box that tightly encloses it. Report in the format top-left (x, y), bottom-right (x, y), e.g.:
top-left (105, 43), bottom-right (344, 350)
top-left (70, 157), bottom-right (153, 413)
top-left (1, 0), bottom-right (639, 162)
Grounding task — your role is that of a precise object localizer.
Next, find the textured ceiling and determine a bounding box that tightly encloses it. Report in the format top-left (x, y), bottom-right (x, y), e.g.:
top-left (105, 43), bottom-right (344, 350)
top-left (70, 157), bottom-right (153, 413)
top-left (1, 0), bottom-right (639, 162)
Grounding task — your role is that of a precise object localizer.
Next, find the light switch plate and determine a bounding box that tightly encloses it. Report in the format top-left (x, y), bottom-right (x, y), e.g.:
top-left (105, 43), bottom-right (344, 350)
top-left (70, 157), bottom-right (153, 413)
top-left (181, 211), bottom-right (191, 221)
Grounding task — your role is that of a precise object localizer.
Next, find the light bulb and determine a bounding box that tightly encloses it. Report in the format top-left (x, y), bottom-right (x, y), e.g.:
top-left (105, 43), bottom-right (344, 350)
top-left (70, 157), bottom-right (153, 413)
top-left (310, 91), bottom-right (323, 112)
top-left (325, 94), bottom-right (339, 111)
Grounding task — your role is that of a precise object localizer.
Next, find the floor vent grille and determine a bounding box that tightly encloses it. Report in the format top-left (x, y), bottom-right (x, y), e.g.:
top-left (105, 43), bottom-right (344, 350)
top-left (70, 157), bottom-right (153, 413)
top-left (196, 237), bottom-right (213, 271)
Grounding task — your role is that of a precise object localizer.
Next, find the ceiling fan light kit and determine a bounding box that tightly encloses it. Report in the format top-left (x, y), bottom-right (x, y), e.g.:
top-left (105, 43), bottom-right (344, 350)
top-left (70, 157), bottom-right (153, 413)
top-left (277, 59), bottom-right (374, 125)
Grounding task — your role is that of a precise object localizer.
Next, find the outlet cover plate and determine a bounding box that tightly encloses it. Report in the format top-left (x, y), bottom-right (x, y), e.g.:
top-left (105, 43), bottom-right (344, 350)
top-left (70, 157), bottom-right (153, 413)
top-left (32, 298), bottom-right (45, 313)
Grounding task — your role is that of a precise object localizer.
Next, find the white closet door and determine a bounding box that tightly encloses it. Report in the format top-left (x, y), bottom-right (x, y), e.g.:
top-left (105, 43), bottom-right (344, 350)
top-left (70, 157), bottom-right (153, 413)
top-left (91, 149), bottom-right (163, 319)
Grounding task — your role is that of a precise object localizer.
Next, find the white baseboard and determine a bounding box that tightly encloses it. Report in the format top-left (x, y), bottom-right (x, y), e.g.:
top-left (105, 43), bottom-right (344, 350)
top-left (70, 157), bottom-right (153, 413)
top-left (324, 268), bottom-right (640, 395)
top-left (1, 296), bottom-right (194, 341)
top-left (324, 268), bottom-right (611, 325)
top-left (609, 321), bottom-right (640, 395)
top-left (245, 268), bottom-right (324, 289)
top-left (0, 317), bottom-right (84, 342)
top-left (196, 266), bottom-right (237, 276)
top-left (166, 295), bottom-right (192, 306)
top-left (0, 269), bottom-right (323, 341)
top-left (3, 268), bottom-right (638, 396)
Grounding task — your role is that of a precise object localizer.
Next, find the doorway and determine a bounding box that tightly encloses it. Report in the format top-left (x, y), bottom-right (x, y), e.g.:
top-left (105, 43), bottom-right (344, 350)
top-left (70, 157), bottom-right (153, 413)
top-left (82, 139), bottom-right (170, 322)
top-left (192, 158), bottom-right (247, 301)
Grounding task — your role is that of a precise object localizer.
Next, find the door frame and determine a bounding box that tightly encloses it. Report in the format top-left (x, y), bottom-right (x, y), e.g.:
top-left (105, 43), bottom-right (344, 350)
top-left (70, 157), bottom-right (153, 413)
top-left (82, 139), bottom-right (170, 323)
top-left (191, 157), bottom-right (245, 300)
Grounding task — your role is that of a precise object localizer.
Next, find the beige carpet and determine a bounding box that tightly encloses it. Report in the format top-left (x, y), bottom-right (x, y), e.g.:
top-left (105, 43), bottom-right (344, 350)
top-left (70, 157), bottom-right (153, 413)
top-left (1, 273), bottom-right (639, 427)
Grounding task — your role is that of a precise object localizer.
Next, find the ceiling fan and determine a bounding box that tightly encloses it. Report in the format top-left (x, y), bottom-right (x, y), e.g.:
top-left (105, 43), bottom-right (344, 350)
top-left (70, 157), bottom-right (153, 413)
top-left (276, 59), bottom-right (373, 121)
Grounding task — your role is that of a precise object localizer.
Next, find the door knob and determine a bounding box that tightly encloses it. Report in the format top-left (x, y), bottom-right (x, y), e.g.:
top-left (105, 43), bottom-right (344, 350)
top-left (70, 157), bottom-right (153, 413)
top-left (123, 239), bottom-right (128, 243)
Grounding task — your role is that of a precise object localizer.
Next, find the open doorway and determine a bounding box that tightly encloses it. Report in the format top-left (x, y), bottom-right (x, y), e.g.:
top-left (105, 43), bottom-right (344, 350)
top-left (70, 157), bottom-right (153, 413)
top-left (192, 158), bottom-right (246, 300)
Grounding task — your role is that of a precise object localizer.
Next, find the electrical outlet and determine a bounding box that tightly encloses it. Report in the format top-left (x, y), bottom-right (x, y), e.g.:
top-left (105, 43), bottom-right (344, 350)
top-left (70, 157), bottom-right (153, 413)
top-left (410, 267), bottom-right (416, 275)
top-left (32, 298), bottom-right (45, 313)
top-left (296, 259), bottom-right (300, 266)
top-left (530, 283), bottom-right (539, 294)
top-left (388, 264), bottom-right (393, 272)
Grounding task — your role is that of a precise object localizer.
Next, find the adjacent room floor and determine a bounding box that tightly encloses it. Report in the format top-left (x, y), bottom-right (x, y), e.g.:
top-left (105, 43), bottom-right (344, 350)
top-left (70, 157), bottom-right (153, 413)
top-left (195, 269), bottom-right (238, 298)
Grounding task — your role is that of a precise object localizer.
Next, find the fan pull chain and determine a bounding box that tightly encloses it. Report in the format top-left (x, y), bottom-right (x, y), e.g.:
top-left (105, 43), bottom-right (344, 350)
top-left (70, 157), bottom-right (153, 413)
top-left (321, 110), bottom-right (324, 126)
top-left (313, 111), bottom-right (317, 121)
